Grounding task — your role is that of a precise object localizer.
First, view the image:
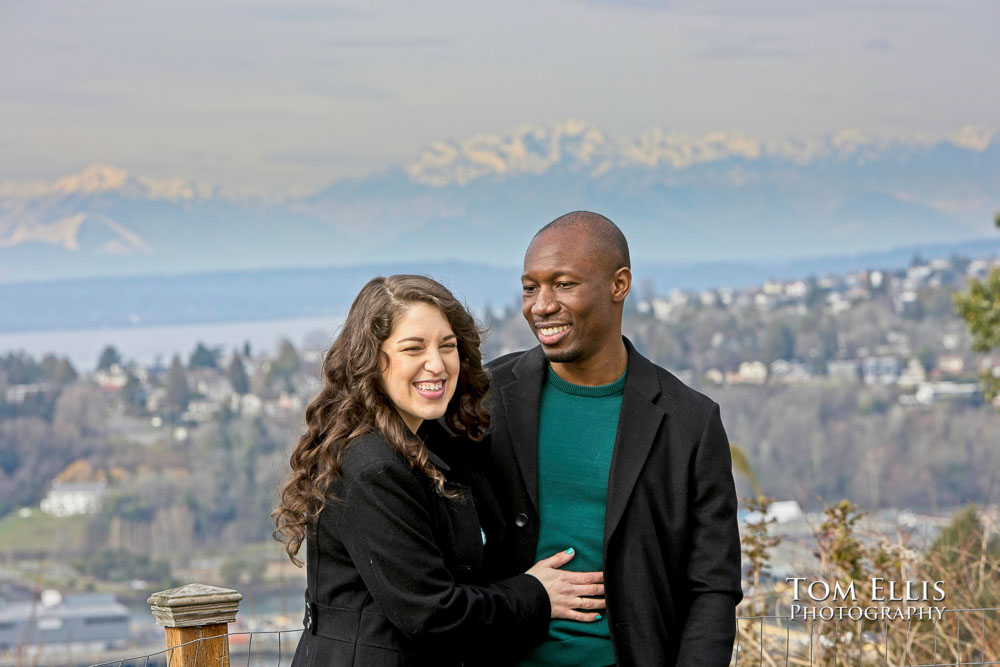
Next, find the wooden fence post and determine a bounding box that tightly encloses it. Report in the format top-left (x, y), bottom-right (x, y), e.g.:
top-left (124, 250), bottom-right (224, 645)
top-left (147, 583), bottom-right (243, 667)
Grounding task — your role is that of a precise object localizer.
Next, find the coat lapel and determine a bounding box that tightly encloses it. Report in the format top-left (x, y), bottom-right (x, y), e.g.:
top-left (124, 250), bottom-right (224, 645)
top-left (498, 347), bottom-right (547, 512)
top-left (605, 340), bottom-right (666, 542)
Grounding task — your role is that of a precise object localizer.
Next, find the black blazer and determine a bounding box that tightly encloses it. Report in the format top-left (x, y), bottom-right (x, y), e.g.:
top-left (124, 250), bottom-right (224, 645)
top-left (482, 338), bottom-right (743, 666)
top-left (291, 430), bottom-right (550, 667)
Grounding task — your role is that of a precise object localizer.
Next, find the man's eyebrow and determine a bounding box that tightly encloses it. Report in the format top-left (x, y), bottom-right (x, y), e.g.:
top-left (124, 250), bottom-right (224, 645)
top-left (521, 271), bottom-right (580, 282)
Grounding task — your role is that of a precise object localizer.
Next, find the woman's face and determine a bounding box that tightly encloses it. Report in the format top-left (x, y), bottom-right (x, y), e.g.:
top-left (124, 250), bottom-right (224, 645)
top-left (380, 302), bottom-right (460, 433)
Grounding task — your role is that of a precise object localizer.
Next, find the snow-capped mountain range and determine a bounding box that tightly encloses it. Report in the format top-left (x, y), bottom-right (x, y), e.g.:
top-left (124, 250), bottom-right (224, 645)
top-left (2, 120), bottom-right (998, 283)
top-left (403, 120), bottom-right (995, 185)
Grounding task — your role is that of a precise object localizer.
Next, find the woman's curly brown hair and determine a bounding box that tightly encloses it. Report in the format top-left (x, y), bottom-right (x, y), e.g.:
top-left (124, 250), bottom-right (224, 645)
top-left (271, 275), bottom-right (490, 565)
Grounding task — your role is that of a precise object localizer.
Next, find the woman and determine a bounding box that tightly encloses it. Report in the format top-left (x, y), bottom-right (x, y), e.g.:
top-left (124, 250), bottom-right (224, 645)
top-left (273, 275), bottom-right (604, 666)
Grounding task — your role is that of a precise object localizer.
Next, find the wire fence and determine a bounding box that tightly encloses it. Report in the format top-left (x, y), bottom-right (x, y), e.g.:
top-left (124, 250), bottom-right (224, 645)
top-left (731, 608), bottom-right (1000, 667)
top-left (86, 629), bottom-right (304, 667)
top-left (76, 608), bottom-right (999, 667)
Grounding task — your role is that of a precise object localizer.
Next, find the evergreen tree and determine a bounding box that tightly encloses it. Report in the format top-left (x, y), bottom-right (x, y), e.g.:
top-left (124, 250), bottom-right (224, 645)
top-left (916, 346), bottom-right (938, 374)
top-left (188, 342), bottom-right (218, 369)
top-left (121, 371), bottom-right (146, 414)
top-left (96, 345), bottom-right (121, 372)
top-left (0, 352), bottom-right (42, 384)
top-left (225, 353), bottom-right (249, 395)
top-left (39, 354), bottom-right (78, 384)
top-left (267, 338), bottom-right (301, 389)
top-left (762, 321), bottom-right (795, 365)
top-left (164, 355), bottom-right (191, 413)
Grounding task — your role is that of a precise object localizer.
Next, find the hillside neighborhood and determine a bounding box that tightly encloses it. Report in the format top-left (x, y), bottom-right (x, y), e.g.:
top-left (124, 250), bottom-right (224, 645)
top-left (1, 250), bottom-right (999, 659)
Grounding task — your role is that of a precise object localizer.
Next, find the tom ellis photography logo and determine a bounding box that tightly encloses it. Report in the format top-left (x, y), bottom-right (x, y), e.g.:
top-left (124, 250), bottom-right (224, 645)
top-left (786, 578), bottom-right (948, 621)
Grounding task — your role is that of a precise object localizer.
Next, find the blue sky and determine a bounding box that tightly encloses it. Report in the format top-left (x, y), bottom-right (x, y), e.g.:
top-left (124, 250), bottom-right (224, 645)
top-left (1, 0), bottom-right (997, 196)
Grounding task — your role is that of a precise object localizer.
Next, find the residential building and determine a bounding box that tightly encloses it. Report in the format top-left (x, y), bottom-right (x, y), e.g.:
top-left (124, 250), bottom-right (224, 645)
top-left (39, 479), bottom-right (108, 517)
top-left (862, 356), bottom-right (901, 385)
top-left (827, 360), bottom-right (861, 383)
top-left (0, 592), bottom-right (129, 652)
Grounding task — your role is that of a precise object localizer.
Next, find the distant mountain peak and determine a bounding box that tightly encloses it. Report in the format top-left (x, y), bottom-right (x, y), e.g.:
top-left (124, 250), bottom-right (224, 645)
top-left (951, 124), bottom-right (995, 152)
top-left (625, 128), bottom-right (763, 168)
top-left (0, 164), bottom-right (210, 201)
top-left (404, 119), bottom-right (616, 186)
top-left (54, 164), bottom-right (130, 195)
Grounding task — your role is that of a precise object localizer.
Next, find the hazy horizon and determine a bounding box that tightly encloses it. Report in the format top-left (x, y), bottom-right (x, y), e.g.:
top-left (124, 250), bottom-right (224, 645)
top-left (3, 0), bottom-right (998, 196)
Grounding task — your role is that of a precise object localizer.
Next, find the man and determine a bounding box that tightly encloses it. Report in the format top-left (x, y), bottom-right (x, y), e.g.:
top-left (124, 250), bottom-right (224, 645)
top-left (483, 211), bottom-right (742, 666)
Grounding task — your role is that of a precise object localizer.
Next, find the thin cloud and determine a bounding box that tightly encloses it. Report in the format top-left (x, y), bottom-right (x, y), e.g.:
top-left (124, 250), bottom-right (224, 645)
top-left (305, 81), bottom-right (395, 102)
top-left (328, 36), bottom-right (453, 50)
top-left (575, 0), bottom-right (671, 8)
top-left (863, 37), bottom-right (893, 52)
top-left (577, 0), bottom-right (953, 17)
top-left (0, 85), bottom-right (129, 106)
top-left (266, 149), bottom-right (378, 167)
top-left (694, 34), bottom-right (803, 60)
top-left (244, 4), bottom-right (368, 21)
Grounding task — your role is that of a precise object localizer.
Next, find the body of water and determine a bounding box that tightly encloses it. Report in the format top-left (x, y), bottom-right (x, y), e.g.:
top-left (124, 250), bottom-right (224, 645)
top-left (0, 316), bottom-right (345, 371)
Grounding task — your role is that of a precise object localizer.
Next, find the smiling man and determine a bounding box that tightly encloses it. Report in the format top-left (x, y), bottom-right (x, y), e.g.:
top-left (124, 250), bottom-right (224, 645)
top-left (483, 211), bottom-right (743, 666)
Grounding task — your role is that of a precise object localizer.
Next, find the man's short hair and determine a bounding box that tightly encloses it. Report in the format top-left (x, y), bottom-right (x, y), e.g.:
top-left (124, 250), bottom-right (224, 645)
top-left (533, 211), bottom-right (630, 272)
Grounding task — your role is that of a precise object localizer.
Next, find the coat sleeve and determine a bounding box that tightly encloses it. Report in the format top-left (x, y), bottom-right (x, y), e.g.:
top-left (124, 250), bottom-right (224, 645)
top-left (675, 402), bottom-right (743, 666)
top-left (334, 455), bottom-right (551, 655)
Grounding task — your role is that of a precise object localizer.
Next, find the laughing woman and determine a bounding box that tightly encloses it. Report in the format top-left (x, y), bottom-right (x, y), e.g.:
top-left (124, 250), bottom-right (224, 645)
top-left (273, 275), bottom-right (603, 666)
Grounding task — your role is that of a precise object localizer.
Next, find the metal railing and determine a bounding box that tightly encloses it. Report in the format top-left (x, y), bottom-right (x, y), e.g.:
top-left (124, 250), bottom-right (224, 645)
top-left (78, 609), bottom-right (998, 667)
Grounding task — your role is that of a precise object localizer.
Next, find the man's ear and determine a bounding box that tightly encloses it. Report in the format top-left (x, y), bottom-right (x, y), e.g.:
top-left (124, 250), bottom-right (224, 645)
top-left (611, 267), bottom-right (632, 303)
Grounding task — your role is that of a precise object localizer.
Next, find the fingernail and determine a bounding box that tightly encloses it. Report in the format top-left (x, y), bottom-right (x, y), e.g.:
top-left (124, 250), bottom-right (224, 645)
top-left (595, 614), bottom-right (603, 621)
top-left (565, 547), bottom-right (574, 555)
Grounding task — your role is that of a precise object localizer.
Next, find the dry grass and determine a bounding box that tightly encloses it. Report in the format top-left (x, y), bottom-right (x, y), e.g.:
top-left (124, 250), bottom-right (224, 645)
top-left (732, 503), bottom-right (1000, 666)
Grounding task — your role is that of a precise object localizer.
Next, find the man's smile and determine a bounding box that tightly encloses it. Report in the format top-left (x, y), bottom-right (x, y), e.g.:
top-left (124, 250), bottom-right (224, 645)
top-left (536, 323), bottom-right (572, 345)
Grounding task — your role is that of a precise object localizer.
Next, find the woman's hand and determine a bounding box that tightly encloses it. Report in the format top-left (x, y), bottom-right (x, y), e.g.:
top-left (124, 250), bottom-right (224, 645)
top-left (525, 548), bottom-right (605, 621)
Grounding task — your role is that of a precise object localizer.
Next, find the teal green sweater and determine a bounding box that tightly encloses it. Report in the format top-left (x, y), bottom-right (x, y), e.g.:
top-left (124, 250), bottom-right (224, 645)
top-left (520, 366), bottom-right (626, 667)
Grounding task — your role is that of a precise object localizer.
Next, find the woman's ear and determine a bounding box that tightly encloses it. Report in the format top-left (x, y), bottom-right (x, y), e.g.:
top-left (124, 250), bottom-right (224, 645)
top-left (376, 348), bottom-right (390, 380)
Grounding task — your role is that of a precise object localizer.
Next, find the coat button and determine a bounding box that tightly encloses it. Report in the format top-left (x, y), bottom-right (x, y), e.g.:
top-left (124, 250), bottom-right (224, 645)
top-left (514, 513), bottom-right (529, 528)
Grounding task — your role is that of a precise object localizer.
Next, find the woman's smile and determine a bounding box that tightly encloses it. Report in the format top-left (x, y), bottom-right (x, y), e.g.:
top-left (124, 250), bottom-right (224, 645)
top-left (413, 379), bottom-right (447, 399)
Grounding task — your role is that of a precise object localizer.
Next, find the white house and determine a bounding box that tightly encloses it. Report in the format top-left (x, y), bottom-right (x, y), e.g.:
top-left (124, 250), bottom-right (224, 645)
top-left (39, 480), bottom-right (108, 517)
top-left (862, 356), bottom-right (901, 385)
top-left (94, 365), bottom-right (129, 390)
top-left (730, 361), bottom-right (768, 385)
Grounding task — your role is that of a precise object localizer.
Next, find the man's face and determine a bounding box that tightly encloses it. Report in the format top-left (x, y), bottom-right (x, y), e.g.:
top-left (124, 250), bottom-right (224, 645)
top-left (521, 228), bottom-right (620, 364)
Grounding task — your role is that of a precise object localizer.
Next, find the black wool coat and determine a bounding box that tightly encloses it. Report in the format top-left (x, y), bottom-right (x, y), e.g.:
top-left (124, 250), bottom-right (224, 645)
top-left (290, 429), bottom-right (550, 667)
top-left (481, 338), bottom-right (743, 666)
